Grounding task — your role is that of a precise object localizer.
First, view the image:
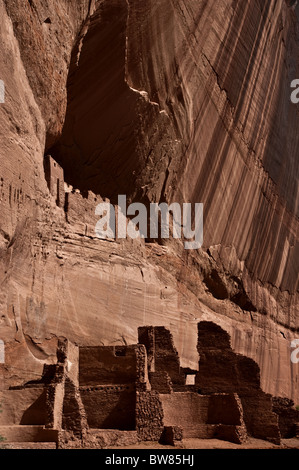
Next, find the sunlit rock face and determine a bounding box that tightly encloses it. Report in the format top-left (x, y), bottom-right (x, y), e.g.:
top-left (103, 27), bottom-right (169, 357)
top-left (0, 0), bottom-right (298, 401)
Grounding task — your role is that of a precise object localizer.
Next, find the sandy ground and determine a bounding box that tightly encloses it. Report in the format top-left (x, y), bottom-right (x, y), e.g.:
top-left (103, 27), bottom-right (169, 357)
top-left (109, 437), bottom-right (299, 450)
top-left (1, 437), bottom-right (298, 449)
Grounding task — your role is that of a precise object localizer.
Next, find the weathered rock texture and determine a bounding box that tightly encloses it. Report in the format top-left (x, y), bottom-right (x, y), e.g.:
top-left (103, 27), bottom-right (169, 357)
top-left (196, 321), bottom-right (281, 443)
top-left (0, 0), bottom-right (298, 412)
top-left (2, 324), bottom-right (270, 448)
top-left (272, 396), bottom-right (299, 437)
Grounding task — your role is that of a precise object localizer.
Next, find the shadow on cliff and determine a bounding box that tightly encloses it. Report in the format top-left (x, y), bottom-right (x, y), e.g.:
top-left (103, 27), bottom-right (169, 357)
top-left (48, 1), bottom-right (140, 203)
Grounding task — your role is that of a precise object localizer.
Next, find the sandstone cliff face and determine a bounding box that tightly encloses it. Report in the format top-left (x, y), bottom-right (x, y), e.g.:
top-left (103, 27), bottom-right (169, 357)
top-left (0, 0), bottom-right (298, 401)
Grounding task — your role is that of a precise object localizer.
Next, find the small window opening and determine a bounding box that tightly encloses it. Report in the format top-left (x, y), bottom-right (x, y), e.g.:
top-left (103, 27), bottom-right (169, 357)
top-left (185, 374), bottom-right (196, 385)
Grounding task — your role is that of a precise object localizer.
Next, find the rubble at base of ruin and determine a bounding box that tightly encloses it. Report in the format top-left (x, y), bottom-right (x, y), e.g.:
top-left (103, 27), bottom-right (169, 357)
top-left (0, 321), bottom-right (298, 449)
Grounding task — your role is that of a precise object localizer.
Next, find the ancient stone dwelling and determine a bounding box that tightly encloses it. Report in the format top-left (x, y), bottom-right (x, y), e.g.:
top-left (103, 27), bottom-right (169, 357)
top-left (44, 155), bottom-right (65, 209)
top-left (0, 322), bottom-right (298, 448)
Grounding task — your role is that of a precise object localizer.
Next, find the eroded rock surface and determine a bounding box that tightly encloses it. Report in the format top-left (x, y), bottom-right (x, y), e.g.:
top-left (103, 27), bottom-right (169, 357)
top-left (2, 324), bottom-right (281, 448)
top-left (0, 0), bottom-right (298, 404)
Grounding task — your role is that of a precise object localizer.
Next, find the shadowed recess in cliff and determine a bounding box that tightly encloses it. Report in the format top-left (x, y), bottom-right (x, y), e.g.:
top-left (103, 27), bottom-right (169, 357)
top-left (49, 0), bottom-right (139, 201)
top-left (49, 0), bottom-right (182, 205)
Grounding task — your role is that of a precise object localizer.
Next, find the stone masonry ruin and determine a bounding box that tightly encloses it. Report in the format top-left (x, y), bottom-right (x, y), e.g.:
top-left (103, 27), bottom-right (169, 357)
top-left (0, 321), bottom-right (298, 448)
top-left (44, 155), bottom-right (65, 209)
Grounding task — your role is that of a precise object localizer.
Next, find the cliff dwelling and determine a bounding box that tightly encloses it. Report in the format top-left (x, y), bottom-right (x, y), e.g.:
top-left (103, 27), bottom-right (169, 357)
top-left (0, 0), bottom-right (298, 453)
top-left (0, 322), bottom-right (298, 448)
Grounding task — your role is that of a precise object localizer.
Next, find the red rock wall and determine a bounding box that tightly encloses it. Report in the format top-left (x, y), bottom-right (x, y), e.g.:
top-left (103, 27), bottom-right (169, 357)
top-left (0, 0), bottom-right (298, 403)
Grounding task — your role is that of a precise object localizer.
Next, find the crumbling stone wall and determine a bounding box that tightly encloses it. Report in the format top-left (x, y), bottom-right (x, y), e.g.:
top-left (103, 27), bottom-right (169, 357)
top-left (62, 377), bottom-right (88, 437)
top-left (81, 385), bottom-right (136, 430)
top-left (79, 346), bottom-right (138, 386)
top-left (159, 392), bottom-right (247, 443)
top-left (8, 323), bottom-right (292, 448)
top-left (149, 371), bottom-right (173, 394)
top-left (46, 338), bottom-right (87, 445)
top-left (272, 397), bottom-right (299, 438)
top-left (46, 341), bottom-right (147, 447)
top-left (196, 321), bottom-right (281, 444)
top-left (160, 392), bottom-right (209, 438)
top-left (64, 188), bottom-right (104, 236)
top-left (138, 326), bottom-right (185, 392)
top-left (44, 155), bottom-right (65, 208)
top-left (79, 345), bottom-right (148, 432)
top-left (136, 390), bottom-right (164, 441)
top-left (135, 344), bottom-right (151, 392)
